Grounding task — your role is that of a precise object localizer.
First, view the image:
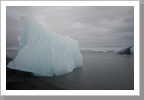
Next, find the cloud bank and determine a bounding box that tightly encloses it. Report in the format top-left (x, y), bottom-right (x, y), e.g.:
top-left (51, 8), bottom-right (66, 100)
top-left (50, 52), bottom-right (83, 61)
top-left (6, 6), bottom-right (134, 49)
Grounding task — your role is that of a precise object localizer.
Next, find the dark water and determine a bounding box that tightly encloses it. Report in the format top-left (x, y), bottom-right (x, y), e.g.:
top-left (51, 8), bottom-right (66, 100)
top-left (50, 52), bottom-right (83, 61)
top-left (45, 50), bottom-right (134, 90)
top-left (6, 50), bottom-right (134, 90)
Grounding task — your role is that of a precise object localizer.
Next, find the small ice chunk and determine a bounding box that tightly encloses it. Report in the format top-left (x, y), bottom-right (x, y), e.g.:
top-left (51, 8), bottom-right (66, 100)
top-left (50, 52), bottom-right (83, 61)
top-left (116, 47), bottom-right (134, 55)
top-left (130, 47), bottom-right (134, 54)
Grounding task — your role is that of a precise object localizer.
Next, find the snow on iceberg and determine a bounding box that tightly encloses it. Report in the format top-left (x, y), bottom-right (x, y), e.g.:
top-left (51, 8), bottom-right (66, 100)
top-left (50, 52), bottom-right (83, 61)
top-left (116, 47), bottom-right (134, 55)
top-left (7, 18), bottom-right (83, 76)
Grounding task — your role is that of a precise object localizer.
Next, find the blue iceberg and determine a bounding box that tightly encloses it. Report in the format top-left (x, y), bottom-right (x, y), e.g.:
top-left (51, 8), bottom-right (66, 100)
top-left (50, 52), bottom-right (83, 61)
top-left (130, 47), bottom-right (134, 54)
top-left (7, 18), bottom-right (83, 76)
top-left (116, 47), bottom-right (134, 55)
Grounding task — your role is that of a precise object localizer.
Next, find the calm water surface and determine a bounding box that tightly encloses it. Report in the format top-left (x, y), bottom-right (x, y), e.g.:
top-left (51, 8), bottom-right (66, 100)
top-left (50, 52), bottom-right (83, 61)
top-left (6, 50), bottom-right (134, 90)
top-left (45, 50), bottom-right (134, 90)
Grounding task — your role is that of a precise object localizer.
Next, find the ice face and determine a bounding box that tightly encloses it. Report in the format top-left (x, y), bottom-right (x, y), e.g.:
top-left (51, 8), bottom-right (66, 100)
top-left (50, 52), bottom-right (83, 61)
top-left (116, 48), bottom-right (128, 54)
top-left (116, 47), bottom-right (134, 54)
top-left (7, 18), bottom-right (83, 76)
top-left (130, 47), bottom-right (134, 54)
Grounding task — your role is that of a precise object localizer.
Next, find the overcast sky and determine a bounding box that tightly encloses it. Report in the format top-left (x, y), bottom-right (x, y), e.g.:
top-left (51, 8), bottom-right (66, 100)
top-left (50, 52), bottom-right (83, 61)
top-left (6, 6), bottom-right (134, 49)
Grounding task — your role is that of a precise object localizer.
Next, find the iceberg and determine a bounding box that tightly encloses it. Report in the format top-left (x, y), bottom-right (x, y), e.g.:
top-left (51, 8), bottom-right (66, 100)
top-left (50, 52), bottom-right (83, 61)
top-left (7, 18), bottom-right (83, 76)
top-left (130, 47), bottom-right (134, 54)
top-left (116, 47), bottom-right (134, 55)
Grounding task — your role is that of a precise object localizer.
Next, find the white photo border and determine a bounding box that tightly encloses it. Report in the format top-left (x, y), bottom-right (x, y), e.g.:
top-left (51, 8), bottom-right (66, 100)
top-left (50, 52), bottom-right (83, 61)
top-left (1, 1), bottom-right (140, 96)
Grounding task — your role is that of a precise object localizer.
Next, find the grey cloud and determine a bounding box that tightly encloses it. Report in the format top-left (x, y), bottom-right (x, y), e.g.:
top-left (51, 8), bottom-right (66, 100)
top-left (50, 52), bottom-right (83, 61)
top-left (6, 6), bottom-right (134, 48)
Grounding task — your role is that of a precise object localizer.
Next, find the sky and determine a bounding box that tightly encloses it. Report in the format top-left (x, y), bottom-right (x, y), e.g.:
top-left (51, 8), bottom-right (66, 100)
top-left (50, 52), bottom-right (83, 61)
top-left (6, 6), bottom-right (134, 50)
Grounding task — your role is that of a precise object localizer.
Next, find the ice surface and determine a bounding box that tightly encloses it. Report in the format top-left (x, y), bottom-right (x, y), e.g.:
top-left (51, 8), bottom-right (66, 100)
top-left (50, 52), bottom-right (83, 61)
top-left (116, 47), bottom-right (134, 54)
top-left (7, 18), bottom-right (83, 76)
top-left (116, 48), bottom-right (128, 54)
top-left (130, 47), bottom-right (134, 54)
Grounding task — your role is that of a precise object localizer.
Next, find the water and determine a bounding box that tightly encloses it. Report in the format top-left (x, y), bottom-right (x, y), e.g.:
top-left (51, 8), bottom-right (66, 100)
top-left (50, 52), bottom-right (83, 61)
top-left (6, 48), bottom-right (134, 90)
top-left (44, 51), bottom-right (134, 90)
top-left (79, 45), bottom-right (130, 52)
